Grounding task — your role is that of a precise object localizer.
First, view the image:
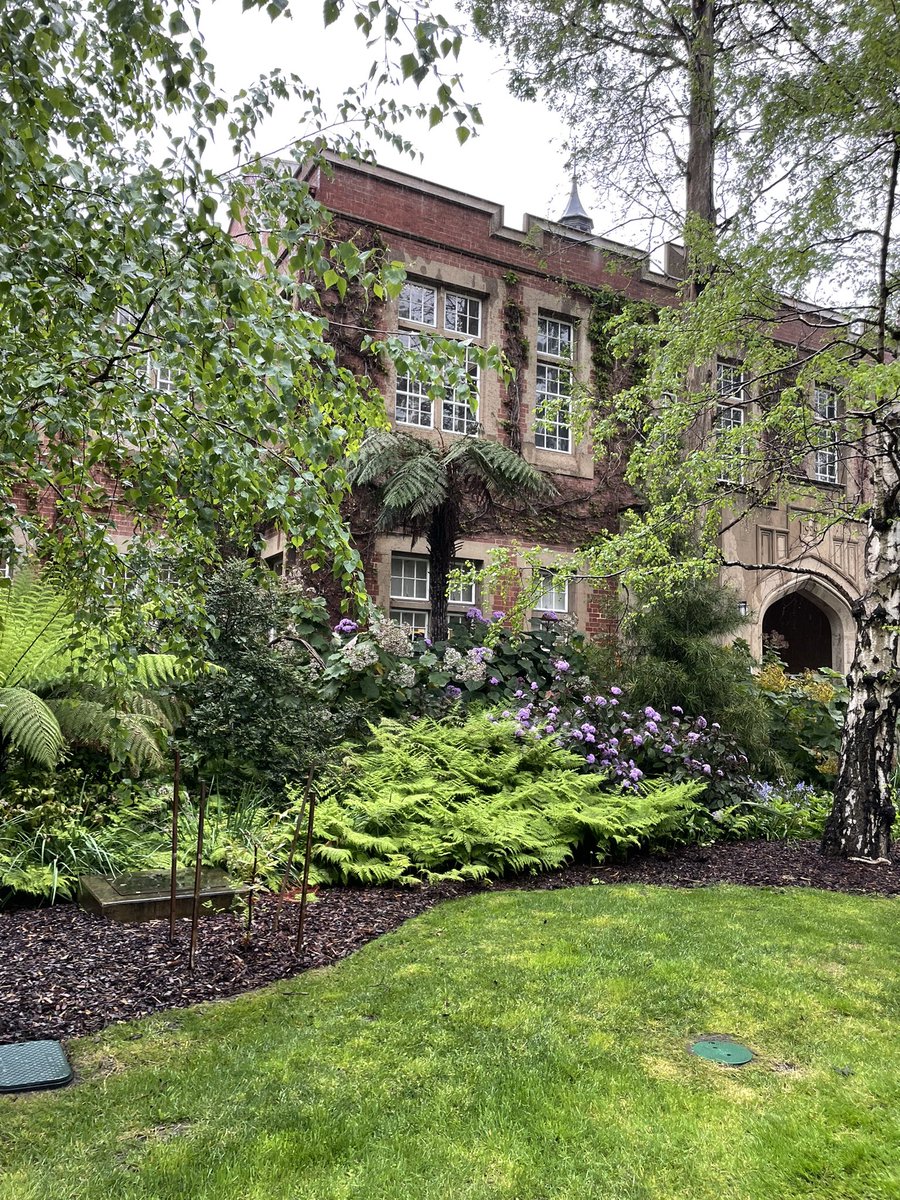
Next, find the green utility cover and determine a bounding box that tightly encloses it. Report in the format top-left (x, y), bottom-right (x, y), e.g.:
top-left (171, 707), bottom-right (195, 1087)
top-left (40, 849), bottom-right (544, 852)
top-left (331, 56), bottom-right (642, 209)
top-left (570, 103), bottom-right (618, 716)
top-left (690, 1036), bottom-right (754, 1066)
top-left (0, 1040), bottom-right (74, 1092)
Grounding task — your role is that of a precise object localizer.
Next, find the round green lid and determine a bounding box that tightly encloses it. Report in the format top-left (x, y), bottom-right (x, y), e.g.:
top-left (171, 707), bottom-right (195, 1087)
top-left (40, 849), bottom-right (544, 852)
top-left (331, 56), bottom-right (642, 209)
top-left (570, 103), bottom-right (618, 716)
top-left (690, 1036), bottom-right (754, 1066)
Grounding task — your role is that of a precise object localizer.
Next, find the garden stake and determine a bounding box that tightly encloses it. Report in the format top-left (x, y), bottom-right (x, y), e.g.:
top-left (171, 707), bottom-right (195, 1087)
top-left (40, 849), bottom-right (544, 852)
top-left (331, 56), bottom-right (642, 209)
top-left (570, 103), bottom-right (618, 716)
top-left (294, 786), bottom-right (317, 957)
top-left (188, 781), bottom-right (207, 972)
top-left (246, 843), bottom-right (258, 937)
top-left (276, 765), bottom-right (314, 930)
top-left (168, 749), bottom-right (181, 942)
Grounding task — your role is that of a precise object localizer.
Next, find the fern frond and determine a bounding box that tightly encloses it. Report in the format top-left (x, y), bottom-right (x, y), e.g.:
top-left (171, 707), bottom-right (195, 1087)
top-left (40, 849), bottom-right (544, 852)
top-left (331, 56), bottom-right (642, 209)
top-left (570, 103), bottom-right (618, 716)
top-left (378, 452), bottom-right (448, 527)
top-left (0, 687), bottom-right (64, 767)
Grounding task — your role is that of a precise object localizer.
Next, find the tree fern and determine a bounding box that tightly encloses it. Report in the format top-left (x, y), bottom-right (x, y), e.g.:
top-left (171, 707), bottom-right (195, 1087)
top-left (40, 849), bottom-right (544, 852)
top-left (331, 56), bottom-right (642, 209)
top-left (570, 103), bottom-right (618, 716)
top-left (0, 566), bottom-right (182, 773)
top-left (347, 431), bottom-right (555, 640)
top-left (0, 688), bottom-right (64, 768)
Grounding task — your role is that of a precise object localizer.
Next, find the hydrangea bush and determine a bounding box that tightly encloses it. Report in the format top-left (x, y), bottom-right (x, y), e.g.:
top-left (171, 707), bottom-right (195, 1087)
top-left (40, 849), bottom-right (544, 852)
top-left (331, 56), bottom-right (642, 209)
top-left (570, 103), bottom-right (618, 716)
top-left (499, 666), bottom-right (754, 807)
top-left (319, 610), bottom-right (591, 716)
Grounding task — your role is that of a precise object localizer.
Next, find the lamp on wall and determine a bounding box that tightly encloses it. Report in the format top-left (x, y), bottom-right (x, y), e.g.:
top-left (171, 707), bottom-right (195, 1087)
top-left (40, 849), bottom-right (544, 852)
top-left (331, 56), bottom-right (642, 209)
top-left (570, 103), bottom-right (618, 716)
top-left (737, 600), bottom-right (749, 617)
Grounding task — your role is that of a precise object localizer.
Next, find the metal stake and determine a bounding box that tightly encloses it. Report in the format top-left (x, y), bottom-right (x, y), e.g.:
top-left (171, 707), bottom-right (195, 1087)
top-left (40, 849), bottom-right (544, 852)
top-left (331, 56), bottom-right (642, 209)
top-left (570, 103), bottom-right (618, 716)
top-left (188, 781), bottom-right (207, 972)
top-left (246, 843), bottom-right (258, 937)
top-left (294, 786), bottom-right (317, 957)
top-left (168, 749), bottom-right (181, 942)
top-left (276, 766), bottom-right (314, 929)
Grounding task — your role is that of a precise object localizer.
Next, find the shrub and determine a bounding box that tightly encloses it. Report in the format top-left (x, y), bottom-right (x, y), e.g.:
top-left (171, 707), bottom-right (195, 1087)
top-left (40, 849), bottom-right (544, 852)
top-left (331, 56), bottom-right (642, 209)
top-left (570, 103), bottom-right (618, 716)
top-left (623, 578), bottom-right (775, 771)
top-left (715, 779), bottom-right (833, 841)
top-left (505, 673), bottom-right (754, 807)
top-left (0, 566), bottom-right (182, 776)
top-left (178, 562), bottom-right (357, 793)
top-left (756, 660), bottom-right (846, 786)
top-left (309, 712), bottom-right (706, 885)
top-left (320, 609), bottom-right (591, 717)
top-left (0, 772), bottom-right (305, 904)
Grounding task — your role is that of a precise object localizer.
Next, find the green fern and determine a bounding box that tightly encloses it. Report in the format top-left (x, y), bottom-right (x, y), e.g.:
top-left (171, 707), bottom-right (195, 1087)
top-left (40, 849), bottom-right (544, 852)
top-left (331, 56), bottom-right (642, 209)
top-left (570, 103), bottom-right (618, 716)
top-left (0, 566), bottom-right (184, 772)
top-left (306, 713), bottom-right (706, 886)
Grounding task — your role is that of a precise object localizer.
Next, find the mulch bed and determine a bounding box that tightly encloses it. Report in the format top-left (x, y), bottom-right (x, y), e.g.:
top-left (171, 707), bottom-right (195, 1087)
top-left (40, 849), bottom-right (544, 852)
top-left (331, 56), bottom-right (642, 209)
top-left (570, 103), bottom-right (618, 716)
top-left (2, 839), bottom-right (898, 1044)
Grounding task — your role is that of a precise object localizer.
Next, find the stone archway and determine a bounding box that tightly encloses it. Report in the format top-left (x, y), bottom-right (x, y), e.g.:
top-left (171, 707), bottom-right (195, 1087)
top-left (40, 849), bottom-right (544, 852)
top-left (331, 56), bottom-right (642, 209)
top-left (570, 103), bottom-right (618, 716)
top-left (756, 572), bottom-right (857, 674)
top-left (763, 591), bottom-right (834, 672)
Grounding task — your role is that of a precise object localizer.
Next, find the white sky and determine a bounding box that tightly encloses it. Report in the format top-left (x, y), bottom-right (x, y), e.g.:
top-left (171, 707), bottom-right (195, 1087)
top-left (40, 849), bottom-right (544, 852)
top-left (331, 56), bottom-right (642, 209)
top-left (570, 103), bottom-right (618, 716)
top-left (200, 0), bottom-right (598, 234)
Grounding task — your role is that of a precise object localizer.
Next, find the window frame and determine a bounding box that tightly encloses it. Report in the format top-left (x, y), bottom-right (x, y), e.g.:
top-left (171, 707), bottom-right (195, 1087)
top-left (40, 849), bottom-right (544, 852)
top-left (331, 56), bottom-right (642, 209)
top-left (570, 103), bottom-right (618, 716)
top-left (388, 551), bottom-right (481, 629)
top-left (533, 568), bottom-right (570, 615)
top-left (813, 387), bottom-right (840, 484)
top-left (715, 360), bottom-right (748, 485)
top-left (395, 280), bottom-right (483, 436)
top-left (534, 313), bottom-right (575, 454)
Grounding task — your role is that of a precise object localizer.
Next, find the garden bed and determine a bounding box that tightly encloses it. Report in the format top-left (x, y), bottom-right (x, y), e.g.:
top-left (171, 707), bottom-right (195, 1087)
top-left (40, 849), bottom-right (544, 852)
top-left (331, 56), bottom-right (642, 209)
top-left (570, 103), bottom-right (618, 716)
top-left (2, 838), bottom-right (897, 1043)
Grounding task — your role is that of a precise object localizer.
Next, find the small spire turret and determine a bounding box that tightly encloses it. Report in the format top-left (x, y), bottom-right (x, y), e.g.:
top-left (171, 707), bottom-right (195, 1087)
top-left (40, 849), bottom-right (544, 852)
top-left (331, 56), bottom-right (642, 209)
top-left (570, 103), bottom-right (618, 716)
top-left (558, 171), bottom-right (593, 234)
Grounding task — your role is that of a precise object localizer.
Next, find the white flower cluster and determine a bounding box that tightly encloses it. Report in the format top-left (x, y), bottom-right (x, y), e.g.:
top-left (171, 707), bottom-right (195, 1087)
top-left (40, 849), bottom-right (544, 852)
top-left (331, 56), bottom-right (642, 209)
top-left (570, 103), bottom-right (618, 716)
top-left (442, 645), bottom-right (489, 683)
top-left (390, 663), bottom-right (417, 689)
top-left (341, 639), bottom-right (379, 671)
top-left (457, 653), bottom-right (486, 683)
top-left (372, 619), bottom-right (412, 656)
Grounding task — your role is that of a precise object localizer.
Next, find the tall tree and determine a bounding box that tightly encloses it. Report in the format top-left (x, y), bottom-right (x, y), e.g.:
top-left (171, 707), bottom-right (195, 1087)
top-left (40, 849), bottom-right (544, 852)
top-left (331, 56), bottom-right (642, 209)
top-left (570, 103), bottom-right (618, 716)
top-left (349, 430), bottom-right (554, 640)
top-left (0, 0), bottom-right (479, 656)
top-left (467, 0), bottom-right (787, 273)
top-left (473, 0), bottom-right (900, 858)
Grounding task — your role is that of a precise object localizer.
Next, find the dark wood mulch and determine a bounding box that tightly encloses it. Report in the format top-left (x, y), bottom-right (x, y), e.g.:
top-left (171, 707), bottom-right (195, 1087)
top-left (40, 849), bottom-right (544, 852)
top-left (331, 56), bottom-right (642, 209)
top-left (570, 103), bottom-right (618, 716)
top-left (1, 839), bottom-right (897, 1045)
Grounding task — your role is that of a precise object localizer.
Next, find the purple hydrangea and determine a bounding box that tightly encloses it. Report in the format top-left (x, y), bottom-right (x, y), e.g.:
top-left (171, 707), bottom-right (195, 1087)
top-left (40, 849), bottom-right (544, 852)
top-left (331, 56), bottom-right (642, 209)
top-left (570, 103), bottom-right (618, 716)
top-left (446, 685), bottom-right (462, 700)
top-left (466, 607), bottom-right (486, 622)
top-left (490, 676), bottom-right (500, 685)
top-left (491, 610), bottom-right (506, 621)
top-left (334, 618), bottom-right (359, 635)
top-left (610, 686), bottom-right (623, 696)
top-left (554, 659), bottom-right (570, 673)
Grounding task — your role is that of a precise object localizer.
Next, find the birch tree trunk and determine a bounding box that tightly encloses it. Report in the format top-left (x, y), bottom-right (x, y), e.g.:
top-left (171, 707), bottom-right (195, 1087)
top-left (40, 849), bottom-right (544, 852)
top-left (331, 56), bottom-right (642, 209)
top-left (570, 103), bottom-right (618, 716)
top-left (822, 415), bottom-right (900, 859)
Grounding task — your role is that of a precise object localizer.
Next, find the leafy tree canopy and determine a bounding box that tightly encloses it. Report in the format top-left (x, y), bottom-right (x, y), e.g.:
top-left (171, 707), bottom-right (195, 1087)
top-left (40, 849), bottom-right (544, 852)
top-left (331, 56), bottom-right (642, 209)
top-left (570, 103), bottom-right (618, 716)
top-left (0, 0), bottom-right (481, 662)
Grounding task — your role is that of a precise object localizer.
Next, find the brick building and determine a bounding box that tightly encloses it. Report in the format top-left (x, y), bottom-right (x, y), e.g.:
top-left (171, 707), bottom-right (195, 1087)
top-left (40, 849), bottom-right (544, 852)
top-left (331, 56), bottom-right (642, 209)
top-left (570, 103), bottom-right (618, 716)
top-left (261, 154), bottom-right (866, 671)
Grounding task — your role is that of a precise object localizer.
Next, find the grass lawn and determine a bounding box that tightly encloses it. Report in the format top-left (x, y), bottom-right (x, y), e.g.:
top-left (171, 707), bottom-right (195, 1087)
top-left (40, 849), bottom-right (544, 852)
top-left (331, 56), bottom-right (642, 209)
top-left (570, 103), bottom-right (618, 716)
top-left (2, 885), bottom-right (899, 1200)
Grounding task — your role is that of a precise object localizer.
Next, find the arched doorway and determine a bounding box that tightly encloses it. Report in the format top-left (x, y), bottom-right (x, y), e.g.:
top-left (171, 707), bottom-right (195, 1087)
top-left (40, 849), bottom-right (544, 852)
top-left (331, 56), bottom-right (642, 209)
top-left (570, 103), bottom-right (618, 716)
top-left (762, 592), bottom-right (833, 672)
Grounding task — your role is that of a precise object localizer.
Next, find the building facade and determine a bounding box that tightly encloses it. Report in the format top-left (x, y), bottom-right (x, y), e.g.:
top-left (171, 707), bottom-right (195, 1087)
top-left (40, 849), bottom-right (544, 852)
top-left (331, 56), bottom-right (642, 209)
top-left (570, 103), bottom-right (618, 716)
top-left (267, 155), bottom-right (866, 671)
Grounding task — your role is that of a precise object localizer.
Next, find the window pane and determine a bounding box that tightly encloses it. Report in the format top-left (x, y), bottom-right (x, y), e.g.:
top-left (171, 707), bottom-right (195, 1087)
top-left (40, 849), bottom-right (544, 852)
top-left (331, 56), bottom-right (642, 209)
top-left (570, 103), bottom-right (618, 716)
top-left (441, 349), bottom-right (479, 435)
top-left (814, 388), bottom-right (838, 482)
top-left (148, 359), bottom-right (174, 393)
top-left (395, 333), bottom-right (433, 429)
top-left (815, 388), bottom-right (837, 421)
top-left (715, 403), bottom-right (744, 432)
top-left (448, 558), bottom-right (479, 606)
top-left (399, 281), bottom-right (437, 326)
top-left (390, 554), bottom-right (430, 600)
top-left (534, 363), bottom-right (572, 452)
top-left (716, 361), bottom-right (744, 400)
top-left (716, 403), bottom-right (744, 482)
top-left (535, 569), bottom-right (569, 613)
top-left (390, 608), bottom-right (430, 634)
top-left (815, 445), bottom-right (838, 483)
top-left (444, 292), bottom-right (481, 337)
top-left (537, 316), bottom-right (574, 359)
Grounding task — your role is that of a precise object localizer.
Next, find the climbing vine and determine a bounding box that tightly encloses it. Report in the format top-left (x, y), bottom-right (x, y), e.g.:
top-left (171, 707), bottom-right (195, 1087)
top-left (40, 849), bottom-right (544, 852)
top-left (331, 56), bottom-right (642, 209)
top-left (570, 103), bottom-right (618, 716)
top-left (501, 272), bottom-right (528, 454)
top-left (569, 282), bottom-right (658, 404)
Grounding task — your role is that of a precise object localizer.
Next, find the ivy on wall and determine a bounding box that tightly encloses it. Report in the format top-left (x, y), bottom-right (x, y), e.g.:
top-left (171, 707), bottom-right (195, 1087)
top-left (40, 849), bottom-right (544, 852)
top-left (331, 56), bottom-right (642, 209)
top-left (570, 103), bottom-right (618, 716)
top-left (501, 271), bottom-right (528, 454)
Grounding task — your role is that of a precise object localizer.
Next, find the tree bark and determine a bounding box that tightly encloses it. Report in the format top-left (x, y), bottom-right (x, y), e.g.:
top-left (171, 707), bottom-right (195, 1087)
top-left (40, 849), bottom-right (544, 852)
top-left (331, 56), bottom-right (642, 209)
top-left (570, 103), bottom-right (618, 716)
top-left (822, 416), bottom-right (900, 860)
top-left (685, 0), bottom-right (716, 298)
top-left (427, 500), bottom-right (459, 643)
